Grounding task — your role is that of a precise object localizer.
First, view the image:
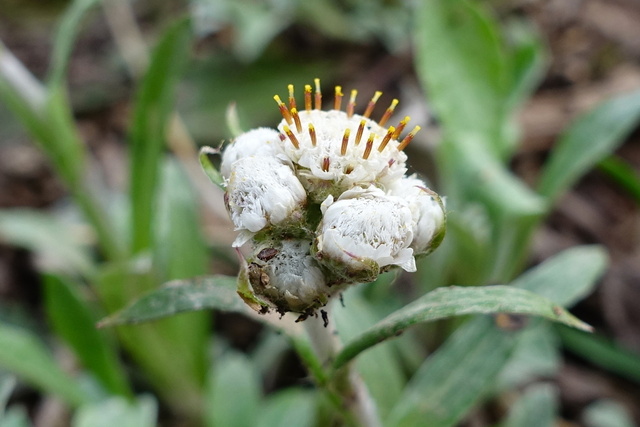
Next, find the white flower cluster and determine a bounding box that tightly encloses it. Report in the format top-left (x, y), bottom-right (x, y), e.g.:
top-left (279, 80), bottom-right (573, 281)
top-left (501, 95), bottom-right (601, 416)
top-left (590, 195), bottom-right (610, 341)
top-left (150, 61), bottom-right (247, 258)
top-left (216, 80), bottom-right (446, 318)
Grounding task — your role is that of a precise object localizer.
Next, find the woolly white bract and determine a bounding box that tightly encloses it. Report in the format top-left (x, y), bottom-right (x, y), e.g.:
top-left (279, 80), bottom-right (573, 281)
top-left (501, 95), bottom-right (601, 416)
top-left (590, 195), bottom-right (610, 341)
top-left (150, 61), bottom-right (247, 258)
top-left (207, 80), bottom-right (446, 318)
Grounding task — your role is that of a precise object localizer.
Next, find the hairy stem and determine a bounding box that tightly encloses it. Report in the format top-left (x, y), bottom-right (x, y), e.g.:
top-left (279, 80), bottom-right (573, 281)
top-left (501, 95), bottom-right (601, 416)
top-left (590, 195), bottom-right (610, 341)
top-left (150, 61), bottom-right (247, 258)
top-left (304, 307), bottom-right (381, 427)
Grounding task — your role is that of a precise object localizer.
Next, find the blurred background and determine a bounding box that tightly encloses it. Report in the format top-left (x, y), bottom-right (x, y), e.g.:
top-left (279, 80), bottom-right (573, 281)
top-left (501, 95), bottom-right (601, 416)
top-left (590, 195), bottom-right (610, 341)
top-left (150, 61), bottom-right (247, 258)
top-left (1, 0), bottom-right (640, 426)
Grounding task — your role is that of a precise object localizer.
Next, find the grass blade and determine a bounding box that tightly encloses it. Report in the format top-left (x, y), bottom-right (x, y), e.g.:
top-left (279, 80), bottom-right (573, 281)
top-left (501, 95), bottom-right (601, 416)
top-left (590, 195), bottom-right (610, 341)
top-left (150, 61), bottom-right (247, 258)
top-left (598, 156), bottom-right (640, 204)
top-left (47, 0), bottom-right (101, 88)
top-left (556, 326), bottom-right (640, 384)
top-left (44, 274), bottom-right (132, 397)
top-left (129, 19), bottom-right (191, 253)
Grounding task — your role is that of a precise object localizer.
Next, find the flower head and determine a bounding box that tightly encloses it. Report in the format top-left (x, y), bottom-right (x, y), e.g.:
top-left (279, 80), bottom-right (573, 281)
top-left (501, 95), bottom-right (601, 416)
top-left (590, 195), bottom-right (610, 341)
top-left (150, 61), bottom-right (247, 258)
top-left (205, 79), bottom-right (446, 318)
top-left (225, 156), bottom-right (306, 246)
top-left (315, 186), bottom-right (416, 282)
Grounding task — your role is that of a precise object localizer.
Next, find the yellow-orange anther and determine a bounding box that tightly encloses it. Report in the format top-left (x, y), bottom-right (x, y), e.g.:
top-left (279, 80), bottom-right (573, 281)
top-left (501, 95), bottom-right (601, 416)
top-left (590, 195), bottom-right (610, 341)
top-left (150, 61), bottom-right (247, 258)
top-left (304, 85), bottom-right (312, 111)
top-left (322, 157), bottom-right (330, 172)
top-left (363, 91), bottom-right (382, 118)
top-left (347, 89), bottom-right (358, 117)
top-left (377, 126), bottom-right (395, 152)
top-left (283, 125), bottom-right (300, 149)
top-left (392, 116), bottom-right (410, 139)
top-left (334, 86), bottom-right (344, 111)
top-left (379, 99), bottom-right (398, 127)
top-left (398, 126), bottom-right (421, 151)
top-left (355, 119), bottom-right (366, 145)
top-left (288, 84), bottom-right (296, 110)
top-left (308, 123), bottom-right (317, 146)
top-left (291, 108), bottom-right (302, 133)
top-left (341, 128), bottom-right (351, 155)
top-left (363, 134), bottom-right (375, 160)
top-left (314, 78), bottom-right (322, 110)
top-left (274, 95), bottom-right (292, 125)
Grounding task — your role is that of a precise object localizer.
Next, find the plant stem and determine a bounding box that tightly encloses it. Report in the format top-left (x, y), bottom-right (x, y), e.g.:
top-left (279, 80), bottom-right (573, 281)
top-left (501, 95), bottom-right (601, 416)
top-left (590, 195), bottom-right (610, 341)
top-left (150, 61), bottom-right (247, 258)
top-left (304, 307), bottom-right (381, 427)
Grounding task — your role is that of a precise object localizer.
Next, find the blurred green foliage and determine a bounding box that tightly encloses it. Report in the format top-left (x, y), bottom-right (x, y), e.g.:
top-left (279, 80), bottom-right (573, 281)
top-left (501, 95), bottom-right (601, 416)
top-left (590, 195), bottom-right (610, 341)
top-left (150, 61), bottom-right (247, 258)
top-left (0, 0), bottom-right (639, 426)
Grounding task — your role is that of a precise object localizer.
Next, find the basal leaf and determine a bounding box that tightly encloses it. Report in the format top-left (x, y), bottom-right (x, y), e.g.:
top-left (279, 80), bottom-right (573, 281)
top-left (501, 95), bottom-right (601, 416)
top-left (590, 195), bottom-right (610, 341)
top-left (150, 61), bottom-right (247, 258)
top-left (98, 275), bottom-right (242, 327)
top-left (0, 323), bottom-right (90, 407)
top-left (538, 90), bottom-right (640, 203)
top-left (333, 285), bottom-right (590, 371)
top-left (44, 274), bottom-right (132, 397)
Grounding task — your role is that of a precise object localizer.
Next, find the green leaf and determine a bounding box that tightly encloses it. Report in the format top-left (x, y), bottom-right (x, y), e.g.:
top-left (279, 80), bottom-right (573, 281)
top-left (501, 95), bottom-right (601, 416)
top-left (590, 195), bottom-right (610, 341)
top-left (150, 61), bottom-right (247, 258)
top-left (0, 375), bottom-right (16, 419)
top-left (386, 316), bottom-right (517, 427)
top-left (205, 353), bottom-right (261, 427)
top-left (414, 0), bottom-right (510, 153)
top-left (538, 90), bottom-right (640, 202)
top-left (1, 406), bottom-right (33, 427)
top-left (47, 0), bottom-right (101, 88)
top-left (497, 321), bottom-right (560, 391)
top-left (0, 210), bottom-right (95, 277)
top-left (512, 245), bottom-right (608, 307)
top-left (155, 160), bottom-right (209, 280)
top-left (583, 399), bottom-right (636, 427)
top-left (199, 147), bottom-right (225, 190)
top-left (384, 246), bottom-right (607, 427)
top-left (598, 156), bottom-right (640, 204)
top-left (0, 323), bottom-right (90, 407)
top-left (441, 136), bottom-right (546, 218)
top-left (129, 19), bottom-right (192, 253)
top-left (98, 275), bottom-right (242, 327)
top-left (43, 274), bottom-right (132, 397)
top-left (333, 285), bottom-right (590, 371)
top-left (72, 396), bottom-right (157, 427)
top-left (557, 326), bottom-right (640, 384)
top-left (256, 389), bottom-right (316, 427)
top-left (502, 384), bottom-right (558, 427)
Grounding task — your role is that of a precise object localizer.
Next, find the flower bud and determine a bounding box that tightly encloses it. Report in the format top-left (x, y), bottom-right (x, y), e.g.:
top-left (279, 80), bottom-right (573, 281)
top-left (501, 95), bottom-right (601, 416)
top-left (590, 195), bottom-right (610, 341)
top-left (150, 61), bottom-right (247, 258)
top-left (314, 186), bottom-right (416, 283)
top-left (389, 176), bottom-right (446, 256)
top-left (220, 128), bottom-right (285, 178)
top-left (246, 240), bottom-right (333, 314)
top-left (226, 156), bottom-right (306, 246)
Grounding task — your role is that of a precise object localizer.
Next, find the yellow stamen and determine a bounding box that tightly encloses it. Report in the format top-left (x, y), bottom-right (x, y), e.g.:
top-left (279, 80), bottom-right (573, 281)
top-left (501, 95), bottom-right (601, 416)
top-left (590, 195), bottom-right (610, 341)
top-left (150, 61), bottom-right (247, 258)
top-left (334, 86), bottom-right (344, 111)
top-left (314, 78), bottom-right (322, 110)
top-left (308, 123), bottom-right (317, 146)
top-left (347, 89), bottom-right (358, 117)
top-left (397, 126), bottom-right (421, 151)
top-left (304, 85), bottom-right (312, 111)
top-left (363, 133), bottom-right (375, 159)
top-left (392, 116), bottom-right (410, 139)
top-left (379, 99), bottom-right (398, 127)
top-left (355, 119), bottom-right (366, 145)
top-left (363, 91), bottom-right (382, 118)
top-left (341, 128), bottom-right (351, 155)
top-left (288, 84), bottom-right (296, 110)
top-left (291, 108), bottom-right (302, 133)
top-left (283, 125), bottom-right (299, 149)
top-left (377, 126), bottom-right (395, 152)
top-left (274, 95), bottom-right (292, 125)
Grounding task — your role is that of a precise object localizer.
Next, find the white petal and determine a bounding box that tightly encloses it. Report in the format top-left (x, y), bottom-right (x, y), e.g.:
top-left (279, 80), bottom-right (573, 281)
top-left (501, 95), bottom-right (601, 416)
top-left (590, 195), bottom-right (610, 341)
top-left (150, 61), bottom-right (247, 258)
top-left (226, 156), bottom-right (306, 237)
top-left (220, 128), bottom-right (285, 178)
